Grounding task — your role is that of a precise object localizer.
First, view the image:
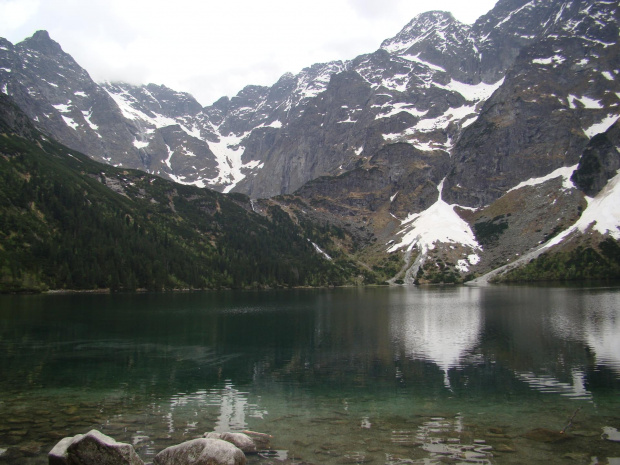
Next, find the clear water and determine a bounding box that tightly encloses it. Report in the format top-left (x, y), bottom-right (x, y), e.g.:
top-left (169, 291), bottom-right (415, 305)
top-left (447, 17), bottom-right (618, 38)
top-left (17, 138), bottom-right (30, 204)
top-left (0, 285), bottom-right (619, 464)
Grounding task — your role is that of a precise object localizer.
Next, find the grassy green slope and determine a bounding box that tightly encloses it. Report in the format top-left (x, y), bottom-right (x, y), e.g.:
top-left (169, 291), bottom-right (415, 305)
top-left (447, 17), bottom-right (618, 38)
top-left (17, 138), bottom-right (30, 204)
top-left (493, 238), bottom-right (620, 283)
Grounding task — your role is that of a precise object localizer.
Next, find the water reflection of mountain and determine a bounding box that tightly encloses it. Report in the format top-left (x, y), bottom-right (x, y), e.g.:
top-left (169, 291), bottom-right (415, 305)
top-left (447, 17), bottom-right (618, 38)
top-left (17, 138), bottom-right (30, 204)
top-left (479, 286), bottom-right (619, 399)
top-left (548, 289), bottom-right (620, 376)
top-left (389, 287), bottom-right (484, 389)
top-left (385, 286), bottom-right (619, 398)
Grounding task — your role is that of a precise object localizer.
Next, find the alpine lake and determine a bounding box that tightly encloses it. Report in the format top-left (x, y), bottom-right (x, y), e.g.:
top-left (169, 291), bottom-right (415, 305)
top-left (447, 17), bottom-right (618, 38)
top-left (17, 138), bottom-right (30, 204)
top-left (1, 285), bottom-right (619, 465)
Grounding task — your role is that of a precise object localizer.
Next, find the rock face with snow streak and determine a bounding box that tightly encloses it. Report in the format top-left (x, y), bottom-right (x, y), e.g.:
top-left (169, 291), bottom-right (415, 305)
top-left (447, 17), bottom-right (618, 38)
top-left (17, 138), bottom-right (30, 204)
top-left (443, 0), bottom-right (620, 207)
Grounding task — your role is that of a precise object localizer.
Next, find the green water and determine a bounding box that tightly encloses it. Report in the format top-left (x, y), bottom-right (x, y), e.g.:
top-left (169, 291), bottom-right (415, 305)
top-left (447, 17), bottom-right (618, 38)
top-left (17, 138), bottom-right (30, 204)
top-left (0, 285), bottom-right (619, 464)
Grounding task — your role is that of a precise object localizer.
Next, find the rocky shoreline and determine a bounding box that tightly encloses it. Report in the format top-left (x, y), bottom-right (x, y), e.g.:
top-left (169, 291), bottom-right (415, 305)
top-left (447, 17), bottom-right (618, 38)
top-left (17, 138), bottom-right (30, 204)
top-left (49, 429), bottom-right (271, 465)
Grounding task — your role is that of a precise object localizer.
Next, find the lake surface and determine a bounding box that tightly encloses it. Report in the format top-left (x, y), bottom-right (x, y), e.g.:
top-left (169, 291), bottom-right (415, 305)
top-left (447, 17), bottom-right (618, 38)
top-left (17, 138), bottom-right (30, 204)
top-left (1, 285), bottom-right (619, 464)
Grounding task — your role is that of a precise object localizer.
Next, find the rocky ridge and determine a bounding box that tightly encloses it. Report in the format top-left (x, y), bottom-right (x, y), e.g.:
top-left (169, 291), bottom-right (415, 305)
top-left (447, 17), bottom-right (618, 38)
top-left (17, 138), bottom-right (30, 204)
top-left (5, 1), bottom-right (617, 198)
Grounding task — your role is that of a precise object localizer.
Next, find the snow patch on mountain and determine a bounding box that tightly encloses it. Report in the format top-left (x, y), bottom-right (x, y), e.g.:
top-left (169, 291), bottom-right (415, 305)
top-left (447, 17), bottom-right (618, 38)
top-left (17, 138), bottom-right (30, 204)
top-left (456, 254), bottom-right (481, 273)
top-left (569, 94), bottom-right (604, 109)
top-left (52, 103), bottom-right (71, 113)
top-left (434, 78), bottom-right (504, 102)
top-left (602, 71), bottom-right (614, 81)
top-left (382, 103), bottom-right (476, 149)
top-left (310, 240), bottom-right (333, 260)
top-left (401, 54), bottom-right (446, 72)
top-left (418, 104), bottom-right (478, 131)
top-left (375, 102), bottom-right (428, 120)
top-left (261, 120), bottom-right (282, 129)
top-left (206, 131), bottom-right (264, 193)
top-left (508, 164), bottom-right (578, 193)
top-left (583, 114), bottom-right (619, 138)
top-left (61, 115), bottom-right (79, 130)
top-left (164, 144), bottom-right (173, 170)
top-left (179, 122), bottom-right (202, 139)
top-left (532, 55), bottom-right (566, 66)
top-left (81, 110), bottom-right (99, 132)
top-left (283, 62), bottom-right (347, 111)
top-left (387, 179), bottom-right (480, 254)
top-left (104, 85), bottom-right (178, 128)
top-left (545, 171), bottom-right (620, 248)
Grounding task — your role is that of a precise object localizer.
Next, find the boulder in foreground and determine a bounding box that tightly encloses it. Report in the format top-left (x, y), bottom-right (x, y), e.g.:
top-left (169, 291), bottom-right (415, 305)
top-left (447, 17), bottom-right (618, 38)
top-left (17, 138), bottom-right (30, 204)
top-left (49, 429), bottom-right (144, 465)
top-left (153, 437), bottom-right (246, 465)
top-left (205, 432), bottom-right (257, 454)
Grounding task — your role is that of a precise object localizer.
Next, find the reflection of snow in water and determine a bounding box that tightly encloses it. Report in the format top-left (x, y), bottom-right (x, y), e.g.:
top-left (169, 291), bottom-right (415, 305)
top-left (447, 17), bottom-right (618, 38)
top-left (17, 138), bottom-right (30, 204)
top-left (550, 293), bottom-right (620, 375)
top-left (390, 289), bottom-right (483, 389)
top-left (387, 416), bottom-right (493, 465)
top-left (514, 369), bottom-right (592, 401)
top-left (214, 383), bottom-right (248, 432)
top-left (165, 381), bottom-right (267, 434)
top-left (584, 307), bottom-right (620, 375)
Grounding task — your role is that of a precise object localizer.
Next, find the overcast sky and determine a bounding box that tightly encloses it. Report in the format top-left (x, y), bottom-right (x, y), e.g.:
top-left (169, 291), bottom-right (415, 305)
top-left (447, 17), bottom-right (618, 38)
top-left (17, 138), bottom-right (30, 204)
top-left (1, 0), bottom-right (498, 106)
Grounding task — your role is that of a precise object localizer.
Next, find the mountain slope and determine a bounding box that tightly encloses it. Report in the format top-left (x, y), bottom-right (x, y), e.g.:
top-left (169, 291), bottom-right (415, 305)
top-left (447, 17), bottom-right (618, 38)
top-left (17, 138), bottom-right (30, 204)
top-left (0, 94), bottom-right (368, 292)
top-left (1, 0), bottom-right (619, 285)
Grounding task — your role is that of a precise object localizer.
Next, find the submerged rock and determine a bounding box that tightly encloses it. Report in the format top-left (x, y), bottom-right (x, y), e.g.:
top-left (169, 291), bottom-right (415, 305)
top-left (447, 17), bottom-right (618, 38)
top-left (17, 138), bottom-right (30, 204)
top-left (153, 438), bottom-right (246, 465)
top-left (49, 430), bottom-right (144, 465)
top-left (241, 430), bottom-right (273, 449)
top-left (493, 443), bottom-right (516, 453)
top-left (523, 428), bottom-right (572, 443)
top-left (338, 452), bottom-right (373, 463)
top-left (205, 432), bottom-right (258, 454)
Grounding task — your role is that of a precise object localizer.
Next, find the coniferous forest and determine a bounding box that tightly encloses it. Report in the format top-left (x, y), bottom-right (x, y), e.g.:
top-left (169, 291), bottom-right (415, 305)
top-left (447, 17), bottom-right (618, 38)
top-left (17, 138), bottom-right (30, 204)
top-left (0, 95), bottom-right (369, 293)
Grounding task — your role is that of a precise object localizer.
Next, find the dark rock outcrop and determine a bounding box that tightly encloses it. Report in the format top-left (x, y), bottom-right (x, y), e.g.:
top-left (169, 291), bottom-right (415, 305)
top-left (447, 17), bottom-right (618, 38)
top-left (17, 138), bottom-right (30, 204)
top-left (572, 119), bottom-right (620, 197)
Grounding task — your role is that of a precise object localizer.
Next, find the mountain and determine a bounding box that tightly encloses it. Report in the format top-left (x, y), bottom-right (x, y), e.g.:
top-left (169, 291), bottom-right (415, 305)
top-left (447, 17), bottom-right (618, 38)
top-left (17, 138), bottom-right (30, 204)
top-left (0, 93), bottom-right (373, 293)
top-left (1, 0), bottom-right (619, 286)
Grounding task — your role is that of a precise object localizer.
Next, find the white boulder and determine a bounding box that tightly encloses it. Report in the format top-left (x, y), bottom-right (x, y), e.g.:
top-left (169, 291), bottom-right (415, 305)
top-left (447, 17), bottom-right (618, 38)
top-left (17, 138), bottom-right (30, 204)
top-left (153, 438), bottom-right (246, 465)
top-left (49, 430), bottom-right (143, 465)
top-left (204, 432), bottom-right (257, 454)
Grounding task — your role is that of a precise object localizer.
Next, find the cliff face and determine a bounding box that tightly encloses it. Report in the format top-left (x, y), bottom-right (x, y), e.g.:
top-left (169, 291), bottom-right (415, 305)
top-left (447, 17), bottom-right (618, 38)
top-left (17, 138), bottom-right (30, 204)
top-left (3, 1), bottom-right (616, 198)
top-left (572, 120), bottom-right (620, 197)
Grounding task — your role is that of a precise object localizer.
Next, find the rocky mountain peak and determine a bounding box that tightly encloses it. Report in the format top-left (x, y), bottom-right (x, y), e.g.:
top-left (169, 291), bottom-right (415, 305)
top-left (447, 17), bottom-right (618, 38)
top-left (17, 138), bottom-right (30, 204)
top-left (19, 30), bottom-right (64, 56)
top-left (380, 10), bottom-right (464, 55)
